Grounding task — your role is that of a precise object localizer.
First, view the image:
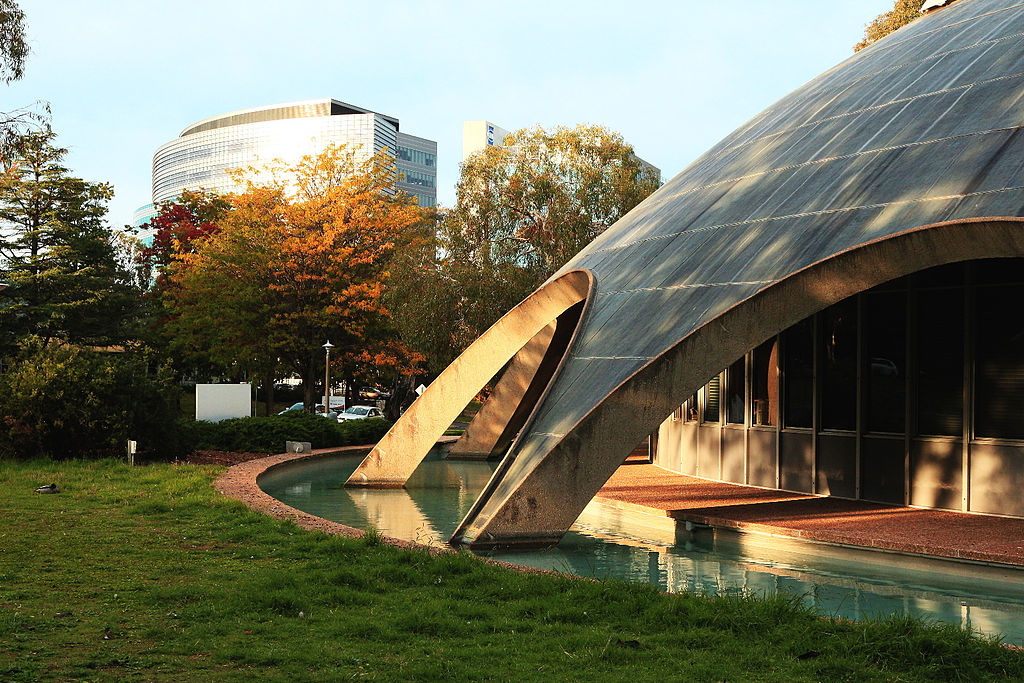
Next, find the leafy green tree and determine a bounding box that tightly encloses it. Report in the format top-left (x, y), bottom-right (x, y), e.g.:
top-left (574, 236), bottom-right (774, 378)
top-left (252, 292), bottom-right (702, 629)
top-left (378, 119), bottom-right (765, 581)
top-left (855, 0), bottom-right (923, 52)
top-left (0, 130), bottom-right (138, 351)
top-left (389, 124), bottom-right (661, 373)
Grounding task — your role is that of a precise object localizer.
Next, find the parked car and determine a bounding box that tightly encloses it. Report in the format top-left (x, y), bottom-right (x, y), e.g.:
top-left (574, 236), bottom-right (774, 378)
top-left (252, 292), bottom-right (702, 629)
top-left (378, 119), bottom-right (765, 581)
top-left (277, 402), bottom-right (337, 419)
top-left (337, 405), bottom-right (384, 422)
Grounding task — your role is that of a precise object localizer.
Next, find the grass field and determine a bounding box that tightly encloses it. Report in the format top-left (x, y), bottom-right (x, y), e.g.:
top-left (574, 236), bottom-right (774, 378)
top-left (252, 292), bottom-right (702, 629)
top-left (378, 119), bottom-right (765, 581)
top-left (2, 458), bottom-right (1021, 681)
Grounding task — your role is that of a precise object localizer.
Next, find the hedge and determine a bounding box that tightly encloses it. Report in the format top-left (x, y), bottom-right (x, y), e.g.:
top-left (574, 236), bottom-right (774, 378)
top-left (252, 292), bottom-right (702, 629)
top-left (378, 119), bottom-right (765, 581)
top-left (183, 410), bottom-right (391, 454)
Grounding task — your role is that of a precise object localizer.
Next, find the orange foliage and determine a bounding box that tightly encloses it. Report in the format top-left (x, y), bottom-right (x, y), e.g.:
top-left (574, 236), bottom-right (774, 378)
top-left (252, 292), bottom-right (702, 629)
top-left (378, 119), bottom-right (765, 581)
top-left (164, 145), bottom-right (426, 392)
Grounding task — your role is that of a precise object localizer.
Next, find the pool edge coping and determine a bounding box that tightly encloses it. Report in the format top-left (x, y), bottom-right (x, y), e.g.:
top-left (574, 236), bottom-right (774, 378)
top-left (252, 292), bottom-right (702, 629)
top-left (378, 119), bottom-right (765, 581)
top-left (212, 440), bottom-right (561, 577)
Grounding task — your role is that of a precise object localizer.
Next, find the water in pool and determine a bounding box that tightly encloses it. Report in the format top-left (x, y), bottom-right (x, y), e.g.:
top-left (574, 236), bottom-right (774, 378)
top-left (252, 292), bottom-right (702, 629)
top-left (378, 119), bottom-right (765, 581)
top-left (258, 451), bottom-right (1024, 645)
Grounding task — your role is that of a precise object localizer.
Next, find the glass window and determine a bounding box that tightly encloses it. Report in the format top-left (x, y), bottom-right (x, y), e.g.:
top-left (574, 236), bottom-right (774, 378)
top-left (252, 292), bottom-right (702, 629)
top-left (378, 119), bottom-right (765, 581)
top-left (702, 375), bottom-right (720, 424)
top-left (915, 262), bottom-right (965, 289)
top-left (974, 283), bottom-right (1024, 439)
top-left (783, 318), bottom-right (814, 428)
top-left (865, 292), bottom-right (906, 433)
top-left (752, 338), bottom-right (778, 426)
top-left (916, 288), bottom-right (963, 436)
top-left (820, 299), bottom-right (858, 431)
top-left (684, 393), bottom-right (698, 422)
top-left (726, 357), bottom-right (745, 424)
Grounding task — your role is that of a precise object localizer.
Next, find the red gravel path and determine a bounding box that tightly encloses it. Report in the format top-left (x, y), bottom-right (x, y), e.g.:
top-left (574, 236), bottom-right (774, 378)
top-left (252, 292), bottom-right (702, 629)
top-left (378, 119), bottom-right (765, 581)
top-left (597, 464), bottom-right (1024, 566)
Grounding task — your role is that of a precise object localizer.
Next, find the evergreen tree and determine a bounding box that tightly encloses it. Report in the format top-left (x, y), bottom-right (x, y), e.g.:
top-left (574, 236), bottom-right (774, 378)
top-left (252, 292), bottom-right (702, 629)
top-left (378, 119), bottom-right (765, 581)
top-left (0, 129), bottom-right (138, 350)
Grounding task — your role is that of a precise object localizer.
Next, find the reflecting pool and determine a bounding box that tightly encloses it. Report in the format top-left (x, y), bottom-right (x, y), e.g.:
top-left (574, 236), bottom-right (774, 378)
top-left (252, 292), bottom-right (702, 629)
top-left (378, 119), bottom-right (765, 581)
top-left (259, 452), bottom-right (1024, 645)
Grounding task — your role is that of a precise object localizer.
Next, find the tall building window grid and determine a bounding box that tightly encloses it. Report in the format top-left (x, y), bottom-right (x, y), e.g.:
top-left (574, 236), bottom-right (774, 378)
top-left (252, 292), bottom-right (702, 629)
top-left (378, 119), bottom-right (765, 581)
top-left (150, 102), bottom-right (436, 209)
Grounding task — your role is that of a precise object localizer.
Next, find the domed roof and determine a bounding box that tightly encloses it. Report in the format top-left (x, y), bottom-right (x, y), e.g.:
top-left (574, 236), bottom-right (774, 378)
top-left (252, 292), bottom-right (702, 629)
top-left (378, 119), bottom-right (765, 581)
top-left (356, 0), bottom-right (1024, 548)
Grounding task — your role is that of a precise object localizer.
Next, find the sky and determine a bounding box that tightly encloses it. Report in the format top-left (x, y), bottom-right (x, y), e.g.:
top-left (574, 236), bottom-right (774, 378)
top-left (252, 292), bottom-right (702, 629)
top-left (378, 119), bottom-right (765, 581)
top-left (7, 1), bottom-right (896, 227)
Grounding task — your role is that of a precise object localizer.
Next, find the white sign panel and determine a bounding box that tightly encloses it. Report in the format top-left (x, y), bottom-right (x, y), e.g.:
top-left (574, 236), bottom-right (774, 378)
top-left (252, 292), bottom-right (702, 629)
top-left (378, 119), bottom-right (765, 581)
top-left (196, 383), bottom-right (252, 422)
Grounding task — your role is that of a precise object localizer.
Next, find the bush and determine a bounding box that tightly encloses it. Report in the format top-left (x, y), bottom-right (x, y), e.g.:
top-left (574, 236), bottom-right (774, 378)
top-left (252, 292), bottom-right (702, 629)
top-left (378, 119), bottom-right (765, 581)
top-left (183, 411), bottom-right (391, 453)
top-left (0, 340), bottom-right (185, 460)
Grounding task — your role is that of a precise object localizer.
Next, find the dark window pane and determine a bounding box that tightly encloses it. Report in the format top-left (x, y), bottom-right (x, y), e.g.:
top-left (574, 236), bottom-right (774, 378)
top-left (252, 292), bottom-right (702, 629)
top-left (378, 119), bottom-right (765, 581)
top-left (820, 300), bottom-right (858, 431)
top-left (975, 284), bottom-right (1024, 439)
top-left (727, 357), bottom-right (745, 424)
top-left (916, 289), bottom-right (963, 436)
top-left (915, 262), bottom-right (965, 289)
top-left (865, 292), bottom-right (906, 433)
top-left (973, 258), bottom-right (1024, 286)
top-left (784, 318), bottom-right (814, 428)
top-left (752, 338), bottom-right (779, 426)
top-left (703, 375), bottom-right (720, 424)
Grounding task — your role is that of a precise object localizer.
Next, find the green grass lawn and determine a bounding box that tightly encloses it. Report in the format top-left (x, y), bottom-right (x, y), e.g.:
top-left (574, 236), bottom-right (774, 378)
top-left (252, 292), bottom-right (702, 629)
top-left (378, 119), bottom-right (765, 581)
top-left (1, 459), bottom-right (1021, 681)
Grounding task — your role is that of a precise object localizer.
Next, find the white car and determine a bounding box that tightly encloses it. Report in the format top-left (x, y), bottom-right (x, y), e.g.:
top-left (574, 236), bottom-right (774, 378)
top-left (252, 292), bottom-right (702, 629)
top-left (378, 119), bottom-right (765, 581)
top-left (337, 405), bottom-right (384, 422)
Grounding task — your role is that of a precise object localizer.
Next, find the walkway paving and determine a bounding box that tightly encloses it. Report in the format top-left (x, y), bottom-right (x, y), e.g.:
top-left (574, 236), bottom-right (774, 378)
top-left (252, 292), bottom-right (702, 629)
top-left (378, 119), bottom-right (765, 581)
top-left (595, 463), bottom-right (1024, 567)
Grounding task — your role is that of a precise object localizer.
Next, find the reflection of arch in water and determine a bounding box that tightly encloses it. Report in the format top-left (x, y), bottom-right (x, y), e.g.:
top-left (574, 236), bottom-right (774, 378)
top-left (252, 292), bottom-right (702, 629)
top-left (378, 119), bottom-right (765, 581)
top-left (343, 487), bottom-right (442, 546)
top-left (346, 269), bottom-right (591, 487)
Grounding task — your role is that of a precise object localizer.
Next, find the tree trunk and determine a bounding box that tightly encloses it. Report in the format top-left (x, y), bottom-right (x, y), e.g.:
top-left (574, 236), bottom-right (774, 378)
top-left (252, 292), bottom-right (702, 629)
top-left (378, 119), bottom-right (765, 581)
top-left (385, 374), bottom-right (415, 421)
top-left (345, 375), bottom-right (356, 408)
top-left (263, 364), bottom-right (275, 416)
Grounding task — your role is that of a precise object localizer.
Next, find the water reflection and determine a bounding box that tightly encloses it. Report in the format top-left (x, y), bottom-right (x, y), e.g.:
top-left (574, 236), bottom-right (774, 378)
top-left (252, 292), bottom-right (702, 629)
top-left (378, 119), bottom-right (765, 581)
top-left (259, 453), bottom-right (1024, 645)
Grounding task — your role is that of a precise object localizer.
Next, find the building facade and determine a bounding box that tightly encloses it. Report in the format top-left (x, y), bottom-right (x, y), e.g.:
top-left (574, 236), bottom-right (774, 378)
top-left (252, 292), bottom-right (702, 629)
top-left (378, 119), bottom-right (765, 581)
top-left (656, 258), bottom-right (1024, 517)
top-left (148, 98), bottom-right (437, 209)
top-left (462, 120), bottom-right (511, 162)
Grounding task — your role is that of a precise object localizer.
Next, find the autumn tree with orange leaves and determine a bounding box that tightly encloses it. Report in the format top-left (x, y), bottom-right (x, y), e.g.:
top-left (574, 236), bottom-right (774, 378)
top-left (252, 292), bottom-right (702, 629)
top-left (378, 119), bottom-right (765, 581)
top-left (162, 145), bottom-right (426, 413)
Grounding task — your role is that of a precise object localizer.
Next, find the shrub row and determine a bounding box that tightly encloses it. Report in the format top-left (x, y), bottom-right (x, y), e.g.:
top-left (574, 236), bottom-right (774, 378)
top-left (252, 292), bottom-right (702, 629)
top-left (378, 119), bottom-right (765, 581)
top-left (0, 340), bottom-right (186, 460)
top-left (183, 410), bottom-right (391, 453)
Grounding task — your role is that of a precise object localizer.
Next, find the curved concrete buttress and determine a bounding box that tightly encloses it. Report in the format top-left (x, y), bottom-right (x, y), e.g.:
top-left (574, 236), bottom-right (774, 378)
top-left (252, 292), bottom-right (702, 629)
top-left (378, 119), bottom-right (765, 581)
top-left (346, 269), bottom-right (592, 487)
top-left (453, 219), bottom-right (1024, 549)
top-left (448, 322), bottom-right (557, 459)
top-left (449, 301), bottom-right (586, 459)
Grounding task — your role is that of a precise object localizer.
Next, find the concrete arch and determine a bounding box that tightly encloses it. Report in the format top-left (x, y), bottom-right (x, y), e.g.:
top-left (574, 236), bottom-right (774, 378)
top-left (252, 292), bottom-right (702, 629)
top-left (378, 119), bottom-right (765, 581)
top-left (346, 269), bottom-right (593, 487)
top-left (453, 218), bottom-right (1024, 549)
top-left (447, 322), bottom-right (557, 459)
top-left (450, 298), bottom-right (585, 459)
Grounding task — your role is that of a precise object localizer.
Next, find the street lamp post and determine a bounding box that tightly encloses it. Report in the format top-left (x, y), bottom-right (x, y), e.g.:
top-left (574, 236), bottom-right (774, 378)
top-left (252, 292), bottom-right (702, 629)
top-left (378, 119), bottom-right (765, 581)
top-left (323, 341), bottom-right (335, 414)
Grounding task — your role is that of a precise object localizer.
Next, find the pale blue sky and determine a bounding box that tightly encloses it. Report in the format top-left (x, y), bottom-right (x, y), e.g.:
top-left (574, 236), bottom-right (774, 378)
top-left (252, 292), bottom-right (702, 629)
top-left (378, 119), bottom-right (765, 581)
top-left (8, 1), bottom-right (894, 226)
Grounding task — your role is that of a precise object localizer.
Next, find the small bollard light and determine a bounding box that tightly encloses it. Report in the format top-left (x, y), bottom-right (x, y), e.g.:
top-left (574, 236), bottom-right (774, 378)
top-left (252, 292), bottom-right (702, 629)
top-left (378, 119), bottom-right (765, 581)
top-left (127, 440), bottom-right (137, 466)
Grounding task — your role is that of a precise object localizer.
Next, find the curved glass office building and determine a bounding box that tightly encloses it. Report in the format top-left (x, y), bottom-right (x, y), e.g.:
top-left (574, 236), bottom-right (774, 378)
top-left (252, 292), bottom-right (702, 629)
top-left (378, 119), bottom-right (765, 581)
top-left (151, 98), bottom-right (437, 207)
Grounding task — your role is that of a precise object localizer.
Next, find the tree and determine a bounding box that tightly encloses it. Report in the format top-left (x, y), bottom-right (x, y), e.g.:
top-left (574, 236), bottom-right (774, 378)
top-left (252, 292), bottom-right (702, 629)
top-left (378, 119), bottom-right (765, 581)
top-left (389, 124), bottom-right (661, 373)
top-left (0, 0), bottom-right (27, 84)
top-left (854, 0), bottom-right (923, 52)
top-left (137, 189), bottom-right (230, 287)
top-left (163, 145), bottom-right (426, 413)
top-left (0, 338), bottom-right (184, 460)
top-left (0, 0), bottom-right (43, 148)
top-left (0, 130), bottom-right (138, 350)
